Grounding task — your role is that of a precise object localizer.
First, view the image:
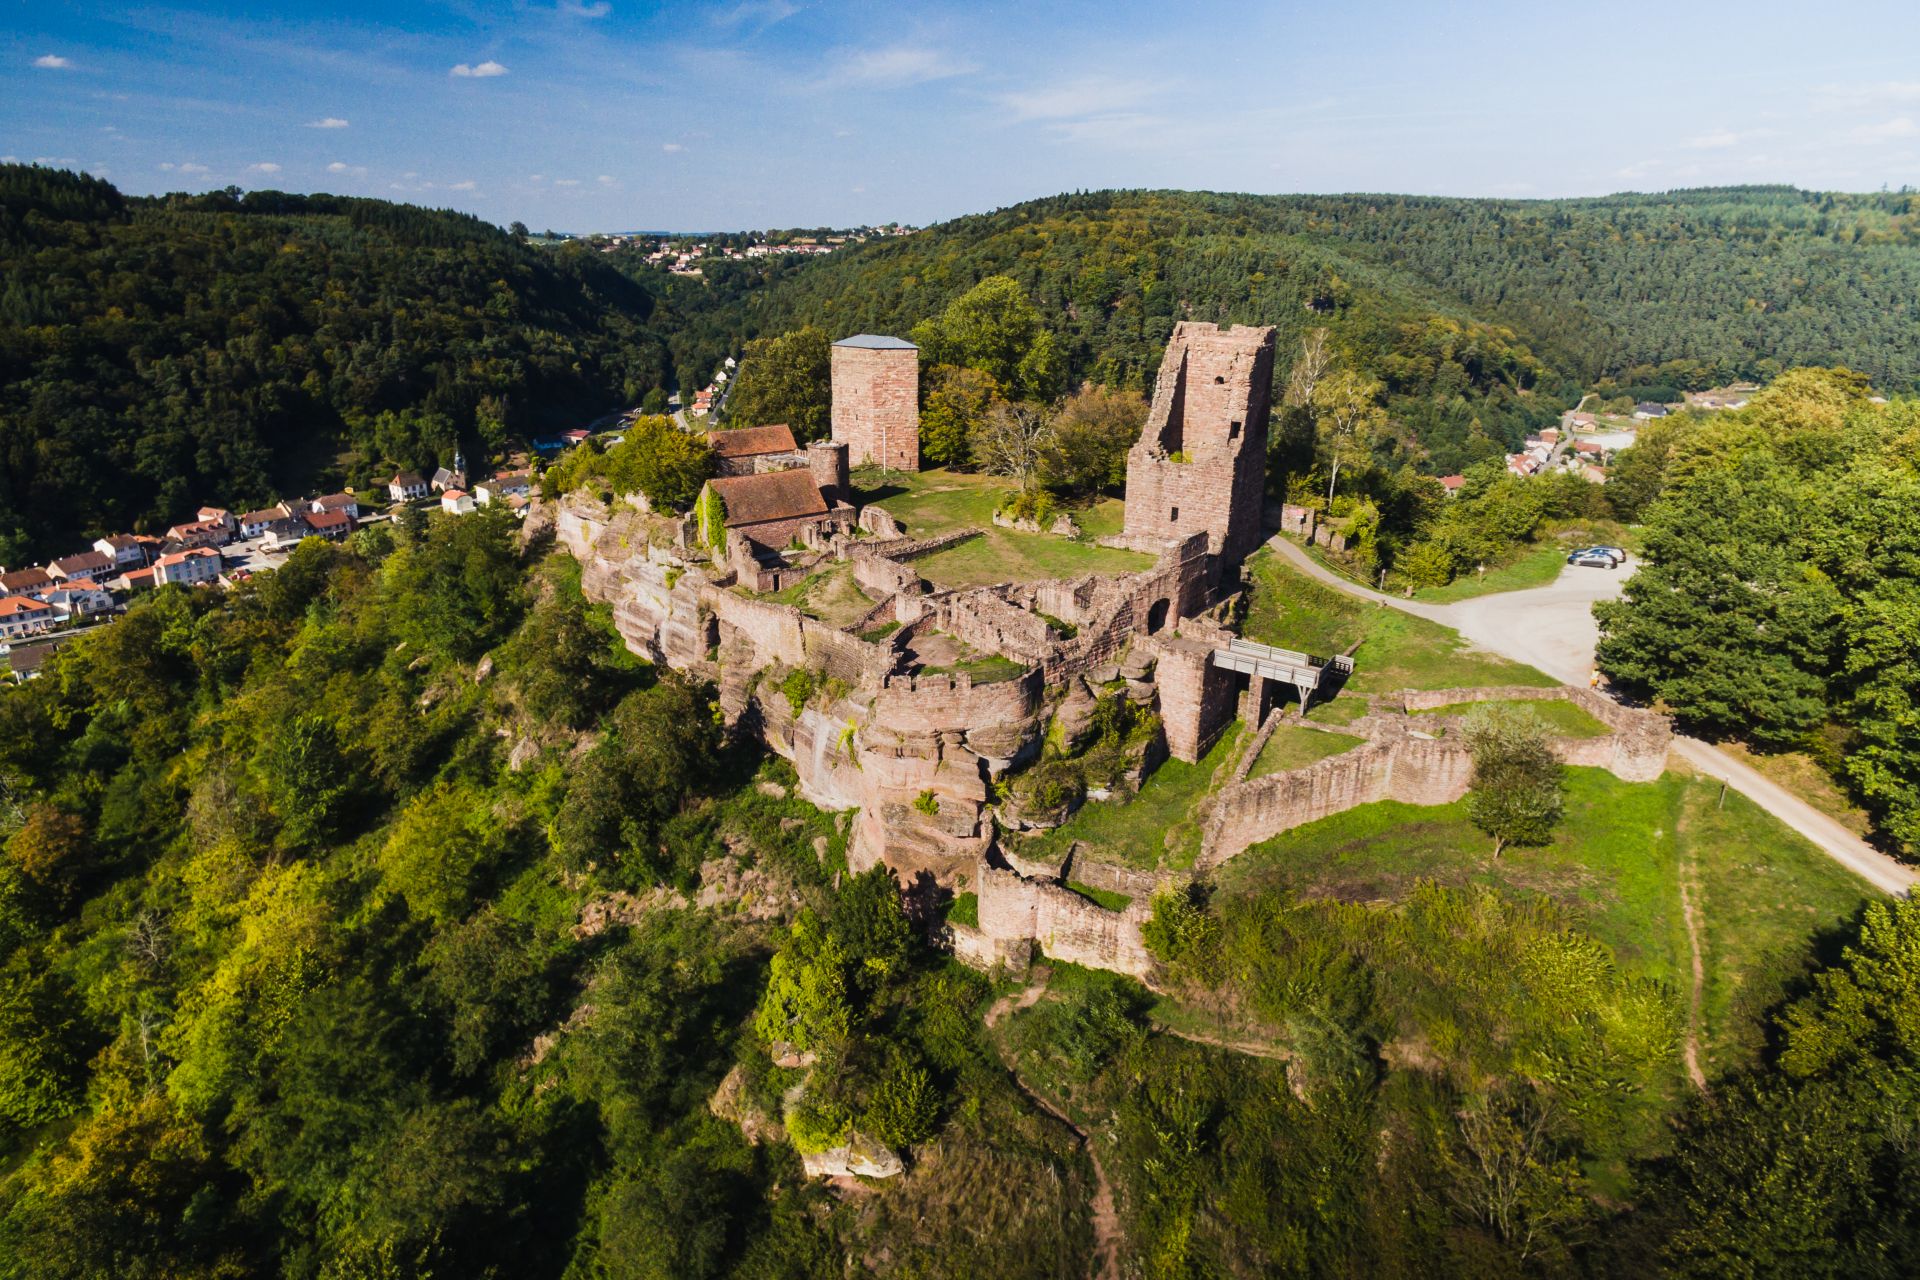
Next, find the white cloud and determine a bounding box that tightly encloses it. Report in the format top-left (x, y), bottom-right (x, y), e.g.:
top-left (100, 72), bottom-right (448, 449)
top-left (451, 60), bottom-right (508, 78)
top-left (662, 142), bottom-right (685, 153)
top-left (160, 162), bottom-right (210, 174)
top-left (327, 161), bottom-right (350, 172)
top-left (597, 174), bottom-right (616, 185)
top-left (1686, 128), bottom-right (1752, 150)
top-left (307, 117), bottom-right (349, 129)
top-left (999, 75), bottom-right (1153, 123)
top-left (818, 44), bottom-right (973, 90)
top-left (562, 0), bottom-right (612, 15)
top-left (554, 177), bottom-right (581, 186)
top-left (326, 161), bottom-right (369, 176)
top-left (0, 156), bottom-right (17, 164)
top-left (449, 179), bottom-right (477, 191)
top-left (249, 162), bottom-right (282, 173)
top-left (712, 0), bottom-right (799, 28)
top-left (33, 54), bottom-right (73, 69)
top-left (1856, 116), bottom-right (1920, 141)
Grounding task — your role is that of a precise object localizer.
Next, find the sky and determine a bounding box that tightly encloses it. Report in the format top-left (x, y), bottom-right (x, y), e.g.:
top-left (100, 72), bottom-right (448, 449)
top-left (4, 0), bottom-right (1919, 232)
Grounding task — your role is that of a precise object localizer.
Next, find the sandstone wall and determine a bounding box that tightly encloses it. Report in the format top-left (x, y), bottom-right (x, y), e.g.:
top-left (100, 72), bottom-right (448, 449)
top-left (975, 863), bottom-right (1156, 979)
top-left (1393, 685), bottom-right (1671, 783)
top-left (1148, 632), bottom-right (1239, 763)
top-left (830, 343), bottom-right (920, 471)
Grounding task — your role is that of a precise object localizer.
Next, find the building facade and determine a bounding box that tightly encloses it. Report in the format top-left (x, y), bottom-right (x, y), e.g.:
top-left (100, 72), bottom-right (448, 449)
top-left (830, 334), bottom-right (919, 472)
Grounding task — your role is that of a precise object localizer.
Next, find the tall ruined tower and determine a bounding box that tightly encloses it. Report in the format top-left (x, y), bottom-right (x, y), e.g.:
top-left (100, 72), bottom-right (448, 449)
top-left (831, 334), bottom-right (920, 471)
top-left (1121, 322), bottom-right (1277, 564)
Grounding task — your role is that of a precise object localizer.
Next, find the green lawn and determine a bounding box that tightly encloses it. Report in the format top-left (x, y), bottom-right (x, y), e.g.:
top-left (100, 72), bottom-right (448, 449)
top-left (1304, 693), bottom-right (1371, 726)
top-left (1242, 548), bottom-right (1556, 693)
top-left (922, 652), bottom-right (1029, 684)
top-left (1247, 725), bottom-right (1366, 778)
top-left (1410, 697), bottom-right (1611, 739)
top-left (757, 561), bottom-right (876, 628)
top-left (1066, 880), bottom-right (1132, 911)
top-left (1411, 544), bottom-right (1566, 603)
top-left (1215, 767), bottom-right (1874, 1076)
top-left (853, 467), bottom-right (1150, 587)
top-left (1019, 725), bottom-right (1244, 871)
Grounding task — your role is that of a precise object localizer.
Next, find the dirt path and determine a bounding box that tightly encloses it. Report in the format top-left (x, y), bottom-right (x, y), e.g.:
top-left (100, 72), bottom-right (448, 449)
top-left (1151, 1019), bottom-right (1290, 1062)
top-left (985, 967), bottom-right (1122, 1280)
top-left (1676, 863), bottom-right (1709, 1092)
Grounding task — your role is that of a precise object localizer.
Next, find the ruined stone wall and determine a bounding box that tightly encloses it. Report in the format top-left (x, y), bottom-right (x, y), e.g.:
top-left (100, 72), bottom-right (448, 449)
top-left (702, 588), bottom-right (898, 689)
top-left (830, 344), bottom-right (920, 471)
top-left (1393, 685), bottom-right (1671, 783)
top-left (870, 670), bottom-right (1045, 738)
top-left (852, 555), bottom-right (922, 601)
top-left (934, 591), bottom-right (1058, 667)
top-left (975, 863), bottom-right (1156, 979)
top-left (1121, 323), bottom-right (1276, 563)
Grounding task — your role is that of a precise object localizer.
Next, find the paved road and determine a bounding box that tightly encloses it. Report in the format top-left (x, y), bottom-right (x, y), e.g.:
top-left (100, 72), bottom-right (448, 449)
top-left (1267, 536), bottom-right (1917, 896)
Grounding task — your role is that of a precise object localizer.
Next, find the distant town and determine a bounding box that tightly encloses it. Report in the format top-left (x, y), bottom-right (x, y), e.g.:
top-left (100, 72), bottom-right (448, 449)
top-left (555, 223), bottom-right (918, 277)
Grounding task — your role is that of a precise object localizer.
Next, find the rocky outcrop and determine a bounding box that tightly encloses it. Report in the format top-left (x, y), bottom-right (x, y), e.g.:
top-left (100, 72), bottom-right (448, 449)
top-left (800, 1132), bottom-right (905, 1180)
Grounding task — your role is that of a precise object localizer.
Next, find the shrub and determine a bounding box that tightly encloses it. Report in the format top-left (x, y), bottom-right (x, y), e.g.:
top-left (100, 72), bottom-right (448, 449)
top-left (912, 790), bottom-right (939, 816)
top-left (779, 668), bottom-right (817, 716)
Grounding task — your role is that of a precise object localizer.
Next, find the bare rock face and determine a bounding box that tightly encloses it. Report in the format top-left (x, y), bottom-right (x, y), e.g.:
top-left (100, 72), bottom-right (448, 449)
top-left (800, 1131), bottom-right (904, 1180)
top-left (1054, 676), bottom-right (1100, 753)
top-left (709, 1064), bottom-right (781, 1146)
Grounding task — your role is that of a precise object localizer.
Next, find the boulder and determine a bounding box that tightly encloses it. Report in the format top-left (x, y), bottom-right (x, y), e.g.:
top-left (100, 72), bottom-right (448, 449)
top-left (801, 1131), bottom-right (904, 1180)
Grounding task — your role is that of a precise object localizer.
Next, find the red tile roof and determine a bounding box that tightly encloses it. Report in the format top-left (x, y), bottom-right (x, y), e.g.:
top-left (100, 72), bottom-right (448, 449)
top-left (708, 470), bottom-right (827, 527)
top-left (0, 597), bottom-right (51, 616)
top-left (0, 568), bottom-right (52, 592)
top-left (707, 424), bottom-right (797, 459)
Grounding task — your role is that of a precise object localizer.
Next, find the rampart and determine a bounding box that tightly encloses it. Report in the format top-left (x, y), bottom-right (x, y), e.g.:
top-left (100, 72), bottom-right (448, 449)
top-left (975, 861), bottom-right (1156, 979)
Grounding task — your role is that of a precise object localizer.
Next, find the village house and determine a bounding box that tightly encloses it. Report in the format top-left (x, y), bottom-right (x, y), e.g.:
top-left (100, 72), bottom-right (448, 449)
top-left (305, 509), bottom-right (354, 541)
top-left (388, 471), bottom-right (430, 502)
top-left (0, 596), bottom-right (56, 639)
top-left (48, 550), bottom-right (114, 581)
top-left (311, 493), bottom-right (360, 520)
top-left (0, 568), bottom-right (54, 598)
top-left (43, 580), bottom-right (113, 620)
top-left (475, 472), bottom-right (531, 507)
top-left (1438, 474), bottom-right (1466, 497)
top-left (164, 517), bottom-right (232, 549)
top-left (154, 547), bottom-right (223, 587)
top-left (239, 507), bottom-right (288, 539)
top-left (1632, 401), bottom-right (1670, 421)
top-left (440, 489), bottom-right (476, 516)
top-left (196, 506), bottom-right (236, 533)
top-left (431, 464), bottom-right (467, 492)
top-left (92, 534), bottom-right (147, 569)
top-left (707, 424), bottom-right (802, 476)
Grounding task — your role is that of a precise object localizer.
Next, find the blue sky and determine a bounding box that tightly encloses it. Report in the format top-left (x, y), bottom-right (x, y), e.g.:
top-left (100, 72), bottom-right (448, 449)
top-left (5, 0), bottom-right (1919, 231)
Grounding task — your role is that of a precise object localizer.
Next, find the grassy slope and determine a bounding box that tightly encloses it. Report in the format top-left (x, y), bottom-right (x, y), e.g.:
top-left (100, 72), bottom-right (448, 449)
top-left (1410, 697), bottom-right (1612, 738)
top-left (1020, 725), bottom-right (1245, 871)
top-left (1248, 725), bottom-right (1366, 777)
top-left (1214, 767), bottom-right (1872, 1076)
top-left (1241, 547), bottom-right (1556, 692)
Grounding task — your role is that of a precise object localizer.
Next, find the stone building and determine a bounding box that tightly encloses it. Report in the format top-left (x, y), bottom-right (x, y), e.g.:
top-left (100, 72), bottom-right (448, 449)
top-left (700, 470), bottom-right (831, 550)
top-left (830, 334), bottom-right (919, 471)
top-left (1120, 322), bottom-right (1276, 564)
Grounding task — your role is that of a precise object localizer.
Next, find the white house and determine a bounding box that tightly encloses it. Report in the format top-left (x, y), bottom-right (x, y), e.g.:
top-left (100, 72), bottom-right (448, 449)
top-left (388, 471), bottom-right (430, 502)
top-left (93, 535), bottom-right (147, 569)
top-left (311, 493), bottom-right (360, 520)
top-left (48, 550), bottom-right (114, 581)
top-left (440, 489), bottom-right (476, 516)
top-left (239, 507), bottom-right (285, 539)
top-left (153, 547), bottom-right (223, 586)
top-left (0, 596), bottom-right (56, 638)
top-left (43, 580), bottom-right (112, 620)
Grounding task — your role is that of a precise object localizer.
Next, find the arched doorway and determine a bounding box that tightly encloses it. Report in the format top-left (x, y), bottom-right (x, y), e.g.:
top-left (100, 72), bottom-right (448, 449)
top-left (1146, 598), bottom-right (1170, 634)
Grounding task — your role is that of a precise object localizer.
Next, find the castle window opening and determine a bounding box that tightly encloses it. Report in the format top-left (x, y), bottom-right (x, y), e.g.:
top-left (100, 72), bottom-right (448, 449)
top-left (1146, 598), bottom-right (1170, 634)
top-left (1213, 375), bottom-right (1225, 384)
top-left (1169, 506), bottom-right (1179, 523)
top-left (1229, 420), bottom-right (1241, 439)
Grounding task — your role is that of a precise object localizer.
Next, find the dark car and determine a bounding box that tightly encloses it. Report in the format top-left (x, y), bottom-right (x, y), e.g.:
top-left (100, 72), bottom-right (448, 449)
top-left (1567, 550), bottom-right (1616, 569)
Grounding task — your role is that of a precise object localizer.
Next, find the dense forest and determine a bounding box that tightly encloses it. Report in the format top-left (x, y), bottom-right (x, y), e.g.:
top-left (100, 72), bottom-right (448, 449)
top-left (0, 166), bottom-right (680, 562)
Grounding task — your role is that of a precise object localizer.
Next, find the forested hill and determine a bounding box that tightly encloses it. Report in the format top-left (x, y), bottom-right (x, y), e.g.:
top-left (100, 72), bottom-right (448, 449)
top-left (712, 184), bottom-right (1920, 409)
top-left (0, 165), bottom-right (674, 562)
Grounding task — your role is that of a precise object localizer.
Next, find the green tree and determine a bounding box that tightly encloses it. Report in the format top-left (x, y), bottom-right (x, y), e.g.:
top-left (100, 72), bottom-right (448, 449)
top-left (1311, 369), bottom-right (1387, 504)
top-left (1463, 709), bottom-right (1564, 855)
top-left (919, 364), bottom-right (1002, 468)
top-left (728, 325), bottom-right (831, 440)
top-left (1038, 384), bottom-right (1144, 497)
top-left (910, 276), bottom-right (1062, 400)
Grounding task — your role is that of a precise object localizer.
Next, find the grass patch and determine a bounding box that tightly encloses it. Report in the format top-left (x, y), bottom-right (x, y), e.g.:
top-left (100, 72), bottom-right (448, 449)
top-left (1410, 544), bottom-right (1566, 602)
top-left (1247, 726), bottom-right (1366, 778)
top-left (1215, 766), bottom-right (1874, 1074)
top-left (1066, 881), bottom-right (1132, 911)
top-left (755, 561), bottom-right (875, 628)
top-left (946, 891), bottom-right (979, 929)
top-left (1411, 697), bottom-right (1611, 739)
top-left (1304, 694), bottom-right (1370, 726)
top-left (854, 467), bottom-right (1151, 587)
top-left (922, 653), bottom-right (1030, 684)
top-left (1024, 724), bottom-right (1243, 871)
top-left (1242, 547), bottom-right (1554, 692)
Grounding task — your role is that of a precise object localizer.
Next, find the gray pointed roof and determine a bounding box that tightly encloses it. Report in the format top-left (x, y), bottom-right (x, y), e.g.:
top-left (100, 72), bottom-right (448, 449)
top-left (833, 333), bottom-right (917, 350)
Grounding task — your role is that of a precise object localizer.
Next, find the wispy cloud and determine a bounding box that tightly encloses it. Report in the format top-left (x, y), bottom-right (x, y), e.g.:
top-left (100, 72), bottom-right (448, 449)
top-left (326, 161), bottom-right (367, 175)
top-left (817, 44), bottom-right (973, 90)
top-left (712, 0), bottom-right (800, 29)
top-left (448, 179), bottom-right (477, 190)
top-left (33, 54), bottom-right (73, 70)
top-left (307, 117), bottom-right (349, 129)
top-left (597, 174), bottom-right (616, 185)
top-left (248, 162), bottom-right (281, 173)
top-left (1685, 127), bottom-right (1772, 150)
top-left (561, 0), bottom-right (613, 15)
top-left (998, 75), bottom-right (1155, 123)
top-left (159, 161), bottom-right (210, 174)
top-left (662, 142), bottom-right (685, 153)
top-left (1856, 116), bottom-right (1919, 141)
top-left (555, 178), bottom-right (581, 186)
top-left (451, 60), bottom-right (509, 78)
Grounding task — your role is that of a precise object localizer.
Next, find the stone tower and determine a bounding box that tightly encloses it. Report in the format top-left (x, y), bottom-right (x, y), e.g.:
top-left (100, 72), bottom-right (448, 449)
top-left (807, 439), bottom-right (850, 507)
top-left (1121, 322), bottom-right (1277, 564)
top-left (831, 334), bottom-right (920, 471)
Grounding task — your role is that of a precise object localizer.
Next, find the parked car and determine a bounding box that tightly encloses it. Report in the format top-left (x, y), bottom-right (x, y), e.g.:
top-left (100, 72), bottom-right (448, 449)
top-left (1586, 545), bottom-right (1628, 564)
top-left (1567, 551), bottom-right (1617, 569)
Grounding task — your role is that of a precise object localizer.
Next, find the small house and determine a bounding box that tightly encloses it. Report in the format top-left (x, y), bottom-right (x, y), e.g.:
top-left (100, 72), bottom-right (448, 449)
top-left (0, 568), bottom-right (53, 598)
top-left (239, 507), bottom-right (287, 539)
top-left (92, 535), bottom-right (147, 569)
top-left (388, 472), bottom-right (430, 502)
top-left (440, 489), bottom-right (475, 516)
top-left (164, 518), bottom-right (232, 548)
top-left (48, 550), bottom-right (113, 581)
top-left (196, 506), bottom-right (235, 532)
top-left (311, 493), bottom-right (360, 520)
top-left (43, 580), bottom-right (112, 619)
top-left (306, 509), bottom-right (354, 541)
top-left (431, 465), bottom-right (467, 492)
top-left (1632, 402), bottom-right (1670, 421)
top-left (0, 597), bottom-right (56, 639)
top-left (1438, 474), bottom-right (1466, 497)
